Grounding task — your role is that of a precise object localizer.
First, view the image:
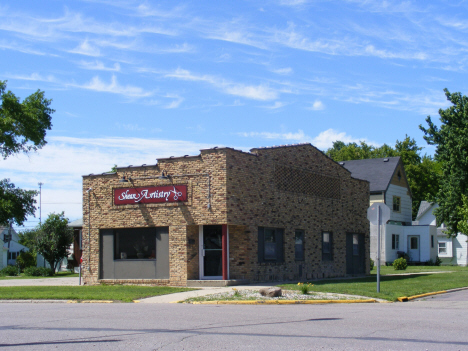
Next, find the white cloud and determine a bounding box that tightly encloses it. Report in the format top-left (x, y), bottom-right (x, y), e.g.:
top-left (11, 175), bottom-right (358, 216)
top-left (271, 67), bottom-right (293, 75)
top-left (69, 39), bottom-right (100, 56)
top-left (72, 75), bottom-right (153, 98)
top-left (308, 100), bottom-right (325, 110)
top-left (164, 94), bottom-right (184, 109)
top-left (78, 60), bottom-right (121, 71)
top-left (262, 101), bottom-right (285, 109)
top-left (166, 68), bottom-right (278, 100)
top-left (2, 136), bottom-right (218, 222)
top-left (238, 128), bottom-right (379, 150)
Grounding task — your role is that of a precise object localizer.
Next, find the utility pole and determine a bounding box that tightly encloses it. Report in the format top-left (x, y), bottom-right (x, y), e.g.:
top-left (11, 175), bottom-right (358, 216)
top-left (38, 182), bottom-right (43, 226)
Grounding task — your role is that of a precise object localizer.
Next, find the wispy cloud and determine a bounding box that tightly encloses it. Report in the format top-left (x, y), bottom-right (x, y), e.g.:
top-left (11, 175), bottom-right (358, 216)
top-left (72, 75), bottom-right (152, 98)
top-left (69, 39), bottom-right (100, 56)
top-left (166, 68), bottom-right (278, 100)
top-left (271, 67), bottom-right (293, 75)
top-left (262, 101), bottom-right (285, 109)
top-left (164, 94), bottom-right (184, 109)
top-left (238, 128), bottom-right (379, 149)
top-left (78, 60), bottom-right (121, 71)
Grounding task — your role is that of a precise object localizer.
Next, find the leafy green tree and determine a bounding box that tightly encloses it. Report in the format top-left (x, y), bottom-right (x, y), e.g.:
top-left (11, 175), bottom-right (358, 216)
top-left (18, 228), bottom-right (38, 251)
top-left (420, 89), bottom-right (468, 236)
top-left (0, 179), bottom-right (37, 226)
top-left (35, 212), bottom-right (73, 273)
top-left (326, 136), bottom-right (440, 219)
top-left (0, 80), bottom-right (54, 226)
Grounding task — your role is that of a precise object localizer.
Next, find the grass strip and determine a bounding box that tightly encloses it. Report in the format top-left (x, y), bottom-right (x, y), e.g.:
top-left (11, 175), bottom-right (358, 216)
top-left (282, 270), bottom-right (468, 301)
top-left (0, 285), bottom-right (193, 302)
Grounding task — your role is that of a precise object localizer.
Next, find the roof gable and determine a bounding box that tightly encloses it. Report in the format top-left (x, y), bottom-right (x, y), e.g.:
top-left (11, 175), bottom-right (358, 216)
top-left (340, 157), bottom-right (407, 193)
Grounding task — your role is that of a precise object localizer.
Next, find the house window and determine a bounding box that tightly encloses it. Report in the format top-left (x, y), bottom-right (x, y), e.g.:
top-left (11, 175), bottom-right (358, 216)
top-left (431, 235), bottom-right (434, 248)
top-left (393, 196), bottom-right (401, 212)
top-left (438, 242), bottom-right (446, 254)
top-left (258, 227), bottom-right (284, 263)
top-left (295, 230), bottom-right (304, 261)
top-left (322, 232), bottom-right (333, 261)
top-left (392, 234), bottom-right (399, 250)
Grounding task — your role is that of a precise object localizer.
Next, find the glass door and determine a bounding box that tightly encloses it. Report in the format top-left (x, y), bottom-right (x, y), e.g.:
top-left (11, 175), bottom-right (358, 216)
top-left (200, 225), bottom-right (223, 279)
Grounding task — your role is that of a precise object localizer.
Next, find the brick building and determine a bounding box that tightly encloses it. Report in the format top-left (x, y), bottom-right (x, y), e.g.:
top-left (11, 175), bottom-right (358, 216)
top-left (81, 143), bottom-right (370, 286)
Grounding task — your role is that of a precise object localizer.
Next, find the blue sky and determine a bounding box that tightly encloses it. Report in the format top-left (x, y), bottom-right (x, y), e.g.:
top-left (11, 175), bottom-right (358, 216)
top-left (2, 0), bottom-right (467, 229)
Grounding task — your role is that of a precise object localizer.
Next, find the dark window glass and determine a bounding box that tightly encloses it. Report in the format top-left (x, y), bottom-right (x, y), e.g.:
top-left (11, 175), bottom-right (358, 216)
top-left (295, 230), bottom-right (304, 261)
top-left (353, 234), bottom-right (359, 256)
top-left (114, 229), bottom-right (157, 260)
top-left (322, 232), bottom-right (333, 261)
top-left (392, 234), bottom-right (399, 250)
top-left (264, 228), bottom-right (277, 260)
top-left (431, 235), bottom-right (434, 248)
top-left (410, 237), bottom-right (418, 250)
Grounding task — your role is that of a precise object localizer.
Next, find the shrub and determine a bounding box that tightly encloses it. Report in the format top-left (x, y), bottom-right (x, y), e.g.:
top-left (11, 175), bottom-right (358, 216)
top-left (297, 282), bottom-right (314, 294)
top-left (0, 265), bottom-right (19, 276)
top-left (370, 258), bottom-right (375, 271)
top-left (393, 257), bottom-right (408, 270)
top-left (435, 256), bottom-right (442, 266)
top-left (23, 266), bottom-right (54, 277)
top-left (16, 251), bottom-right (36, 271)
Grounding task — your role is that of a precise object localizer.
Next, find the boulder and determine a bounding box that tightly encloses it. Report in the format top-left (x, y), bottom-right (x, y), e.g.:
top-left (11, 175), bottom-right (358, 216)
top-left (259, 287), bottom-right (282, 297)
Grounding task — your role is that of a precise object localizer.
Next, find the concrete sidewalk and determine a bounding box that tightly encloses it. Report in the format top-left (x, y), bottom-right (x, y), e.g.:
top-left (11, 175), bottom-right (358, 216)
top-left (0, 277), bottom-right (79, 286)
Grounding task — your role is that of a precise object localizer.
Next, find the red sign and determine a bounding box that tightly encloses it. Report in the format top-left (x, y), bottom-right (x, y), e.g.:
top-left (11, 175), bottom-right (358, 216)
top-left (114, 185), bottom-right (187, 205)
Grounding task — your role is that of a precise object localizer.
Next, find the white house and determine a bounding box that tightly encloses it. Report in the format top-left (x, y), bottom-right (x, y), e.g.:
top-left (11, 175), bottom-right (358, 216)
top-left (341, 157), bottom-right (438, 265)
top-left (1, 226), bottom-right (30, 267)
top-left (415, 201), bottom-right (468, 266)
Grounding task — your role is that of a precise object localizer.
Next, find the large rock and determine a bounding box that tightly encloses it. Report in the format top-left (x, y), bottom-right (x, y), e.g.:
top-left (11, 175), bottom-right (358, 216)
top-left (259, 287), bottom-right (282, 297)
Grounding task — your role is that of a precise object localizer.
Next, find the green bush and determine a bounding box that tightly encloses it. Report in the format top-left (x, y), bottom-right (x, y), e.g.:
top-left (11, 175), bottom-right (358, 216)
top-left (370, 258), bottom-right (375, 271)
top-left (435, 256), bottom-right (442, 266)
top-left (0, 265), bottom-right (19, 276)
top-left (23, 267), bottom-right (54, 277)
top-left (393, 257), bottom-right (408, 270)
top-left (16, 252), bottom-right (36, 271)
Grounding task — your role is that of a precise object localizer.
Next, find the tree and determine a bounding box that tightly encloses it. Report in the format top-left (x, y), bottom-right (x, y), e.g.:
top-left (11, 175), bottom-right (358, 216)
top-left (326, 136), bottom-right (440, 219)
top-left (420, 88), bottom-right (468, 236)
top-left (34, 212), bottom-right (73, 273)
top-left (18, 228), bottom-right (39, 251)
top-left (0, 80), bottom-right (54, 225)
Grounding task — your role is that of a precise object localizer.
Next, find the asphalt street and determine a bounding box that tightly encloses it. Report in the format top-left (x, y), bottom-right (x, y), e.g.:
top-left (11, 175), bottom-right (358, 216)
top-left (0, 290), bottom-right (467, 351)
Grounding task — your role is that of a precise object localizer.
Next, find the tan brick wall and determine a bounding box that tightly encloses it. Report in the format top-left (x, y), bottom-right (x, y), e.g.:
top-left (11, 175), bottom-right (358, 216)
top-left (81, 144), bottom-right (370, 286)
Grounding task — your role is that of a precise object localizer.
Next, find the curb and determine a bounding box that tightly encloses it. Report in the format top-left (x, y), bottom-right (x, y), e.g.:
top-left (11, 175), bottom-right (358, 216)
top-left (190, 299), bottom-right (377, 305)
top-left (397, 291), bottom-right (446, 302)
top-left (397, 286), bottom-right (468, 302)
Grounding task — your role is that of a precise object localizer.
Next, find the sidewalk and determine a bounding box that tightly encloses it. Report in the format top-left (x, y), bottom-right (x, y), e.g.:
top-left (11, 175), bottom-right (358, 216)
top-left (0, 277), bottom-right (79, 286)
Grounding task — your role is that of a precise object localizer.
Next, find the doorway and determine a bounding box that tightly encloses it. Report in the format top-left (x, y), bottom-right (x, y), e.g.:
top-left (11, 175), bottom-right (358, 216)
top-left (346, 233), bottom-right (365, 275)
top-left (407, 235), bottom-right (420, 262)
top-left (199, 225), bottom-right (224, 279)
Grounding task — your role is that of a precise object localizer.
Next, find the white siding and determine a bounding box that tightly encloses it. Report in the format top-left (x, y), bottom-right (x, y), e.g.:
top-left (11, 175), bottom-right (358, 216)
top-left (454, 235), bottom-right (468, 266)
top-left (418, 204), bottom-right (438, 226)
top-left (386, 184), bottom-right (412, 223)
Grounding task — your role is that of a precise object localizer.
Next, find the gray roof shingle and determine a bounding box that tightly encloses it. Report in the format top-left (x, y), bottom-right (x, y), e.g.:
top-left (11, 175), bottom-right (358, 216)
top-left (340, 157), bottom-right (401, 193)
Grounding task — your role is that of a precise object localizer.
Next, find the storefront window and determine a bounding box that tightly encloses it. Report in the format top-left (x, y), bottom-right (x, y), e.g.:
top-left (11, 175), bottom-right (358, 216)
top-left (114, 230), bottom-right (157, 260)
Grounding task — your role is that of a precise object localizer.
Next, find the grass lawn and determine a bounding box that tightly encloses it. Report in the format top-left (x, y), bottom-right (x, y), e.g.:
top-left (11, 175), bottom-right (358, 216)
top-left (281, 268), bottom-right (468, 301)
top-left (371, 265), bottom-right (466, 275)
top-left (0, 285), bottom-right (193, 302)
top-left (0, 271), bottom-right (79, 280)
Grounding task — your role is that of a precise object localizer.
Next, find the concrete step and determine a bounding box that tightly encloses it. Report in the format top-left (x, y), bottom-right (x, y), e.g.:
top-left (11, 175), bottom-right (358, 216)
top-left (186, 279), bottom-right (250, 287)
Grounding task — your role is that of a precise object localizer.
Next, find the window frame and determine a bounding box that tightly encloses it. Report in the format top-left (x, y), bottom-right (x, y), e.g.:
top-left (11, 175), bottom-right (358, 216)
top-left (438, 242), bottom-right (447, 254)
top-left (322, 231), bottom-right (333, 261)
top-left (294, 230), bottom-right (305, 261)
top-left (393, 196), bottom-right (401, 212)
top-left (258, 227), bottom-right (284, 263)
